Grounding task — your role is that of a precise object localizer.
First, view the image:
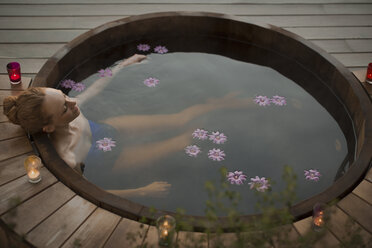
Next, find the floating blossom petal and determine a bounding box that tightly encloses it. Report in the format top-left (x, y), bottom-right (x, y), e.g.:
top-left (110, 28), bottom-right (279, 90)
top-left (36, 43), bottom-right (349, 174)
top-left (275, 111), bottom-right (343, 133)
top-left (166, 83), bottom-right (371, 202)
top-left (98, 68), bottom-right (112, 77)
top-left (249, 176), bottom-right (270, 192)
top-left (154, 45), bottom-right (168, 54)
top-left (185, 145), bottom-right (201, 157)
top-left (254, 95), bottom-right (271, 106)
top-left (137, 44), bottom-right (151, 52)
top-left (304, 169), bottom-right (321, 182)
top-left (60, 79), bottom-right (76, 89)
top-left (104, 68), bottom-right (112, 77)
top-left (72, 82), bottom-right (86, 92)
top-left (209, 131), bottom-right (227, 144)
top-left (208, 148), bottom-right (225, 161)
top-left (192, 129), bottom-right (209, 140)
top-left (144, 77), bottom-right (160, 87)
top-left (96, 138), bottom-right (116, 152)
top-left (227, 171), bottom-right (247, 185)
top-left (271, 95), bottom-right (287, 106)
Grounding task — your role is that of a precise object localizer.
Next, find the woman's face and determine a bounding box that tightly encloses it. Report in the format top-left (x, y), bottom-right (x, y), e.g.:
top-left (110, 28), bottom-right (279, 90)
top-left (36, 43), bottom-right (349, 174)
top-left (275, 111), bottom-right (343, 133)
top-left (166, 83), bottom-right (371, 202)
top-left (42, 88), bottom-right (80, 130)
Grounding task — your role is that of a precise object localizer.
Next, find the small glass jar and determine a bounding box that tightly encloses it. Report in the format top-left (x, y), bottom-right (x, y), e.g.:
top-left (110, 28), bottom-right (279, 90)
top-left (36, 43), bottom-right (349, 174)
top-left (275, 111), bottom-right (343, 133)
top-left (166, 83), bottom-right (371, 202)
top-left (156, 215), bottom-right (176, 246)
top-left (312, 202), bottom-right (326, 232)
top-left (6, 62), bottom-right (21, 84)
top-left (24, 155), bottom-right (42, 184)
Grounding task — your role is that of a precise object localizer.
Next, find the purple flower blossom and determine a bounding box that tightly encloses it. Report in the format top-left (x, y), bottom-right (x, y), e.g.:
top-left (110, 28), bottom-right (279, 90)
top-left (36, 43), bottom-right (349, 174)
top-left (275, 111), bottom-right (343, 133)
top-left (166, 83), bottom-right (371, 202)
top-left (72, 82), bottom-right (86, 92)
top-left (137, 44), bottom-right (151, 52)
top-left (249, 176), bottom-right (270, 192)
top-left (98, 68), bottom-right (112, 77)
top-left (304, 169), bottom-right (321, 182)
top-left (208, 148), bottom-right (225, 161)
top-left (209, 131), bottom-right (227, 144)
top-left (254, 95), bottom-right (271, 106)
top-left (143, 77), bottom-right (160, 87)
top-left (185, 145), bottom-right (201, 157)
top-left (227, 171), bottom-right (247, 185)
top-left (154, 45), bottom-right (168, 54)
top-left (96, 138), bottom-right (116, 152)
top-left (192, 129), bottom-right (209, 140)
top-left (60, 79), bottom-right (76, 89)
top-left (271, 95), bottom-right (287, 106)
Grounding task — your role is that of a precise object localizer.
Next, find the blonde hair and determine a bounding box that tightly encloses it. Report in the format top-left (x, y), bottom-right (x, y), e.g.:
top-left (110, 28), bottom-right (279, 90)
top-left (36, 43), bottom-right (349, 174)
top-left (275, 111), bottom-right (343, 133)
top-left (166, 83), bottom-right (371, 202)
top-left (3, 87), bottom-right (52, 134)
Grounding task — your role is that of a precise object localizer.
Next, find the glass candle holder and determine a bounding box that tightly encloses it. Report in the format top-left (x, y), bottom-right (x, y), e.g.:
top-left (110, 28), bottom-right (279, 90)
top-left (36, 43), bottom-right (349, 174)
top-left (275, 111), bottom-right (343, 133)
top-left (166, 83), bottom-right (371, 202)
top-left (6, 62), bottom-right (21, 84)
top-left (312, 202), bottom-right (326, 232)
top-left (366, 63), bottom-right (372, 84)
top-left (24, 155), bottom-right (42, 184)
top-left (156, 215), bottom-right (176, 247)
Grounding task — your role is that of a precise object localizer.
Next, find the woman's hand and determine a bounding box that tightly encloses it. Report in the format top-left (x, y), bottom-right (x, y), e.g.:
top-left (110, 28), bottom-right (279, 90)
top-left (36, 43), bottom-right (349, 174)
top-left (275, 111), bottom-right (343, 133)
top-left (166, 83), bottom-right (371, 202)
top-left (119, 54), bottom-right (147, 67)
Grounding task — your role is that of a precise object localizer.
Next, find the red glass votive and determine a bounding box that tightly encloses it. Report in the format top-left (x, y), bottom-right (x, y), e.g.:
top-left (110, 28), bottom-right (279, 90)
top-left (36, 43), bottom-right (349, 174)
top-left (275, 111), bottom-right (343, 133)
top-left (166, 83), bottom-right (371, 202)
top-left (366, 63), bottom-right (372, 84)
top-left (7, 62), bottom-right (21, 84)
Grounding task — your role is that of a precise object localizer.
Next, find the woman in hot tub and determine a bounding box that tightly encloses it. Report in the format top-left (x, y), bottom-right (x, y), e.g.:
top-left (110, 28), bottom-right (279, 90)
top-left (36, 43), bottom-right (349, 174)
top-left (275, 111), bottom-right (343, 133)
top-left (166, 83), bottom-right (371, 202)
top-left (3, 54), bottom-right (253, 197)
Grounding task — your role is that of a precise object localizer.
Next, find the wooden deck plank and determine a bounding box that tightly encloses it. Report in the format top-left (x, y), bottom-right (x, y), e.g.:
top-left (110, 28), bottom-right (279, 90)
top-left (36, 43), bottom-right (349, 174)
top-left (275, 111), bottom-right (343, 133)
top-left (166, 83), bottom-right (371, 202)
top-left (327, 206), bottom-right (372, 245)
top-left (311, 39), bottom-right (372, 53)
top-left (1, 4), bottom-right (372, 16)
top-left (0, 122), bottom-right (26, 141)
top-left (0, 137), bottom-right (33, 162)
top-left (293, 217), bottom-right (340, 247)
top-left (1, 182), bottom-right (75, 235)
top-left (0, 44), bottom-right (65, 59)
top-left (27, 195), bottom-right (97, 248)
top-left (285, 27), bottom-right (372, 39)
top-left (337, 193), bottom-right (372, 234)
top-left (209, 232), bottom-right (237, 248)
top-left (0, 59), bottom-right (47, 75)
top-left (0, 30), bottom-right (86, 43)
top-left (61, 208), bottom-right (121, 248)
top-left (272, 224), bottom-right (301, 248)
top-left (103, 218), bottom-right (149, 248)
top-left (176, 231), bottom-right (208, 248)
top-left (0, 153), bottom-right (33, 186)
top-left (2, 15), bottom-right (372, 30)
top-left (352, 180), bottom-right (372, 206)
top-left (0, 75), bottom-right (31, 90)
top-left (0, 167), bottom-right (57, 215)
top-left (332, 53), bottom-right (372, 68)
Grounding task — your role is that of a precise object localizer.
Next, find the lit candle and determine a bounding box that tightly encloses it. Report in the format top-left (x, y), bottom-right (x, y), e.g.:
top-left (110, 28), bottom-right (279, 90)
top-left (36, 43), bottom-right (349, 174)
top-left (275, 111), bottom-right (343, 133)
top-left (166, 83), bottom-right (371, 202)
top-left (312, 203), bottom-right (326, 232)
top-left (366, 63), bottom-right (372, 84)
top-left (156, 215), bottom-right (176, 247)
top-left (313, 216), bottom-right (324, 227)
top-left (6, 62), bottom-right (21, 84)
top-left (24, 155), bottom-right (42, 184)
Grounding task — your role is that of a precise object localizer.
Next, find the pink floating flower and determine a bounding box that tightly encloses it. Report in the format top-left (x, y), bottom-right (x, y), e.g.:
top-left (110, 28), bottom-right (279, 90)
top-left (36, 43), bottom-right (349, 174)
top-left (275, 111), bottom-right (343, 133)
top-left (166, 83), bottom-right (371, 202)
top-left (98, 68), bottom-right (112, 77)
top-left (96, 138), bottom-right (116, 152)
top-left (192, 129), bottom-right (208, 140)
top-left (254, 95), bottom-right (271, 106)
top-left (249, 176), bottom-right (270, 192)
top-left (144, 77), bottom-right (159, 87)
top-left (304, 169), bottom-right (321, 182)
top-left (209, 131), bottom-right (227, 144)
top-left (154, 45), bottom-right (168, 54)
top-left (72, 82), bottom-right (86, 92)
top-left (185, 145), bottom-right (201, 157)
top-left (208, 148), bottom-right (225, 161)
top-left (227, 171), bottom-right (247, 185)
top-left (60, 79), bottom-right (76, 89)
top-left (271, 95), bottom-right (287, 106)
top-left (137, 44), bottom-right (151, 52)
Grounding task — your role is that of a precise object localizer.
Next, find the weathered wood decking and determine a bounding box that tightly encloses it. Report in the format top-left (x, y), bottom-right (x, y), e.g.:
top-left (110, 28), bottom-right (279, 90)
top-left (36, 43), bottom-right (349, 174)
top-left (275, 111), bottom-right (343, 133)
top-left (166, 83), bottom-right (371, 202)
top-left (0, 1), bottom-right (371, 247)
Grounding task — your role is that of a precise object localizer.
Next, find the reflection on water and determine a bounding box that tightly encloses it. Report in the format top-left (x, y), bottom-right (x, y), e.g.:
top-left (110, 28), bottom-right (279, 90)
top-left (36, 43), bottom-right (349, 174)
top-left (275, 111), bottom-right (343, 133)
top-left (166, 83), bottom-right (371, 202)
top-left (70, 52), bottom-right (348, 216)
